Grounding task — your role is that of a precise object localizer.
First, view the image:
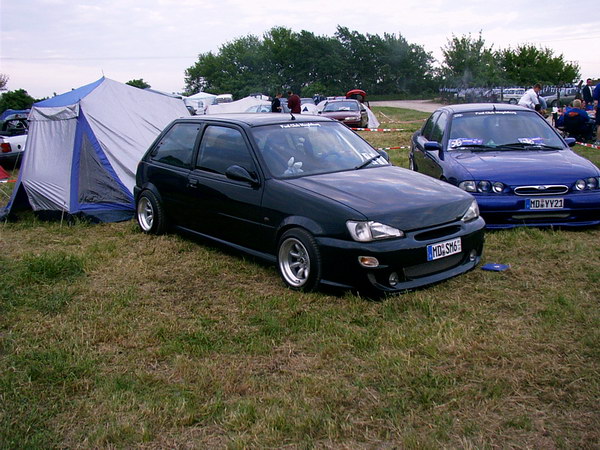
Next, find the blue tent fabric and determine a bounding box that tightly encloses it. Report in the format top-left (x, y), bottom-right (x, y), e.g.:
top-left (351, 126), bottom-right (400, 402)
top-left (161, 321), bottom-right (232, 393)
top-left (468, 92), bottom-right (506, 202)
top-left (1, 77), bottom-right (189, 223)
top-left (35, 77), bottom-right (105, 108)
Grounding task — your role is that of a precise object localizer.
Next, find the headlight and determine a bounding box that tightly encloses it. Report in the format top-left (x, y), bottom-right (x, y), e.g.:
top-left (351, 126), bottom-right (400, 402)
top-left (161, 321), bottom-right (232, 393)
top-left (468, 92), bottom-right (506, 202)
top-left (346, 221), bottom-right (404, 242)
top-left (460, 180), bottom-right (504, 194)
top-left (477, 180), bottom-right (491, 192)
top-left (574, 179), bottom-right (586, 191)
top-left (343, 116), bottom-right (357, 121)
top-left (461, 200), bottom-right (480, 222)
top-left (586, 177), bottom-right (598, 190)
top-left (459, 181), bottom-right (477, 192)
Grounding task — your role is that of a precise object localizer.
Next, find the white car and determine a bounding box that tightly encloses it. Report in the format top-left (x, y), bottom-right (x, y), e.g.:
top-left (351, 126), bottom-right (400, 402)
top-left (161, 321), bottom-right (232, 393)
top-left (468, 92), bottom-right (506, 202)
top-left (0, 115), bottom-right (28, 168)
top-left (500, 88), bottom-right (525, 104)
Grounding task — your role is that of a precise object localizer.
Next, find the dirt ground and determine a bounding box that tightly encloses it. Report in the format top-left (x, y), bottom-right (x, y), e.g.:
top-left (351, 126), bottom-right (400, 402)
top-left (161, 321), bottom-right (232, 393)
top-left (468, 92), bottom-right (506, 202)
top-left (370, 99), bottom-right (444, 112)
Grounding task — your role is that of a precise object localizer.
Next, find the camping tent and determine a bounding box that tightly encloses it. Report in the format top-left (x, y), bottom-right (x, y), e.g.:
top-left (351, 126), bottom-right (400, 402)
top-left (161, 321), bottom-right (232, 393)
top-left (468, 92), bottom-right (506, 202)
top-left (184, 92), bottom-right (217, 115)
top-left (2, 77), bottom-right (189, 222)
top-left (206, 96), bottom-right (270, 114)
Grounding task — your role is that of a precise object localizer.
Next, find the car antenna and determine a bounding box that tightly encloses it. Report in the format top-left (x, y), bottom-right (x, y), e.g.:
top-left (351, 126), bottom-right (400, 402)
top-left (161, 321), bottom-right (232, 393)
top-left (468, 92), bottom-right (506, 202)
top-left (492, 104), bottom-right (497, 112)
top-left (290, 112), bottom-right (296, 120)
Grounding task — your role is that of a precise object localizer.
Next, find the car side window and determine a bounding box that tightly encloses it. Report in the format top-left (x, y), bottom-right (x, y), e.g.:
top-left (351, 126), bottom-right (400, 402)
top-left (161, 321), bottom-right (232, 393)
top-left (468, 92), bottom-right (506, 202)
top-left (430, 112), bottom-right (448, 143)
top-left (422, 112), bottom-right (440, 140)
top-left (196, 126), bottom-right (256, 175)
top-left (151, 123), bottom-right (199, 168)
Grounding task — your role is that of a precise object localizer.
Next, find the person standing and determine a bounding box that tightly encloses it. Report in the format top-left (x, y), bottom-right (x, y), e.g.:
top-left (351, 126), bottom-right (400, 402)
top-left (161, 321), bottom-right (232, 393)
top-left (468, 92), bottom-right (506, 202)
top-left (593, 80), bottom-right (600, 144)
top-left (271, 93), bottom-right (282, 113)
top-left (517, 83), bottom-right (542, 110)
top-left (582, 78), bottom-right (594, 108)
top-left (287, 90), bottom-right (301, 114)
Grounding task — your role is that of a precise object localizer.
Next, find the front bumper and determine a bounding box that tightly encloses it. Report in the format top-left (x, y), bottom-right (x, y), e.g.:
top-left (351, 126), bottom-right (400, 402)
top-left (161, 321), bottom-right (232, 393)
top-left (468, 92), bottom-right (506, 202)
top-left (315, 217), bottom-right (485, 293)
top-left (476, 192), bottom-right (600, 228)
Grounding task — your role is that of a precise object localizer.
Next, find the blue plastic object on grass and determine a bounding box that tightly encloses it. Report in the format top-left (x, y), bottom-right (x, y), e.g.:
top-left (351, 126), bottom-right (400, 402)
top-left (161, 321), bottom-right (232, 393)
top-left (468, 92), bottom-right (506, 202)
top-left (481, 263), bottom-right (510, 272)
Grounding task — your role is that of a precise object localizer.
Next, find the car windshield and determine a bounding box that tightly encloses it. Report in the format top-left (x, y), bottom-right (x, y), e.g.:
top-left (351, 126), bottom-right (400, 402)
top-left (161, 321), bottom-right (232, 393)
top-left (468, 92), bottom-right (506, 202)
top-left (448, 111), bottom-right (564, 150)
top-left (323, 101), bottom-right (359, 112)
top-left (252, 121), bottom-right (388, 178)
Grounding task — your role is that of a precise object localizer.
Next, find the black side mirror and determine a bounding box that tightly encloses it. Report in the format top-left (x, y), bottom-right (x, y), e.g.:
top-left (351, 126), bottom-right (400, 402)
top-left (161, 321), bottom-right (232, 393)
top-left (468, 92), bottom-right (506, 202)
top-left (424, 141), bottom-right (443, 160)
top-left (225, 165), bottom-right (259, 186)
top-left (376, 149), bottom-right (390, 162)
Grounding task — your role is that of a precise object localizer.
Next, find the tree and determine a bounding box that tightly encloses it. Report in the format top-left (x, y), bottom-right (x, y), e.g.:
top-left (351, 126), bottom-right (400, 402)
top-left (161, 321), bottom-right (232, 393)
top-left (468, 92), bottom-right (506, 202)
top-left (439, 32), bottom-right (500, 88)
top-left (499, 45), bottom-right (579, 87)
top-left (0, 73), bottom-right (8, 91)
top-left (126, 79), bottom-right (151, 89)
top-left (0, 89), bottom-right (37, 112)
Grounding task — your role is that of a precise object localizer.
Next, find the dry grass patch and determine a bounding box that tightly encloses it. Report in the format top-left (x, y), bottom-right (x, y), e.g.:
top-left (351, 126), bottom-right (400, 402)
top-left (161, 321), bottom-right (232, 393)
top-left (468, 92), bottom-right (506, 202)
top-left (1, 108), bottom-right (599, 448)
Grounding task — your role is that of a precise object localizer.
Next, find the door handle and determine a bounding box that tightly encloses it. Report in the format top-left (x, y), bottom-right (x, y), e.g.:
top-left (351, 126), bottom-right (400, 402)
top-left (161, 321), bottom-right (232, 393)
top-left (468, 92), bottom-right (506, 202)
top-left (187, 178), bottom-right (199, 188)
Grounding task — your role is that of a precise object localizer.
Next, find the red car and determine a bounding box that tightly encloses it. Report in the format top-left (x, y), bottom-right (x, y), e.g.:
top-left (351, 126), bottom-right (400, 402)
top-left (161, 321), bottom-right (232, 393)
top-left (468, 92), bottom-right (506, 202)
top-left (319, 99), bottom-right (369, 128)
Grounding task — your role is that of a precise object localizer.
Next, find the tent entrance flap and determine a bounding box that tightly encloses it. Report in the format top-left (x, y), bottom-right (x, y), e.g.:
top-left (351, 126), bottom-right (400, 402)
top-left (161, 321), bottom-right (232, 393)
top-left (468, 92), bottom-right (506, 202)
top-left (72, 114), bottom-right (134, 215)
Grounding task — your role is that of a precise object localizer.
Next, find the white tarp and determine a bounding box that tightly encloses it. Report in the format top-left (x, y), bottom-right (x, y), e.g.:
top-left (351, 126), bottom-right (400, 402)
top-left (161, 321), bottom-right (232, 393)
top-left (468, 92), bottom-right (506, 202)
top-left (206, 96), bottom-right (270, 114)
top-left (184, 92), bottom-right (217, 114)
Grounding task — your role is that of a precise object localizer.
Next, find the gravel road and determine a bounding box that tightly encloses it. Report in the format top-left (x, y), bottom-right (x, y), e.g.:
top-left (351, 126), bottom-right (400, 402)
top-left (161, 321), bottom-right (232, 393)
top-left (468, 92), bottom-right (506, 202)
top-left (369, 99), bottom-right (443, 113)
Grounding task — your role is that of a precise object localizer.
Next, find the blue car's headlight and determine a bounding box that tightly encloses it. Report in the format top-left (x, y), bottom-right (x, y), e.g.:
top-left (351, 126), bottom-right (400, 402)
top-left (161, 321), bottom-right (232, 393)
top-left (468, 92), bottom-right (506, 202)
top-left (574, 177), bottom-right (600, 191)
top-left (459, 181), bottom-right (477, 192)
top-left (459, 180), bottom-right (505, 194)
top-left (461, 200), bottom-right (480, 222)
top-left (346, 221), bottom-right (404, 242)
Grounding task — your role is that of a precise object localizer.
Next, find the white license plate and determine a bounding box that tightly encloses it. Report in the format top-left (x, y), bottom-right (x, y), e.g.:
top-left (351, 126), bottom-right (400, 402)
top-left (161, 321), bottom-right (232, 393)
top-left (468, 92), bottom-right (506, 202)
top-left (526, 198), bottom-right (564, 210)
top-left (427, 237), bottom-right (462, 261)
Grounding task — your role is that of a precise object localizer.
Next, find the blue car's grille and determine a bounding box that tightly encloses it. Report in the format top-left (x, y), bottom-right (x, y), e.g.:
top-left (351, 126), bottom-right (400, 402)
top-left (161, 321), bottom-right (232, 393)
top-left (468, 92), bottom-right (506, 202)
top-left (513, 185), bottom-right (569, 196)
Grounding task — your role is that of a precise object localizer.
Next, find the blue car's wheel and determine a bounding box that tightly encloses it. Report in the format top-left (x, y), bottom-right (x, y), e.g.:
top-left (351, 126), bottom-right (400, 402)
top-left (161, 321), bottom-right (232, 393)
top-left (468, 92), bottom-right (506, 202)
top-left (409, 155), bottom-right (417, 171)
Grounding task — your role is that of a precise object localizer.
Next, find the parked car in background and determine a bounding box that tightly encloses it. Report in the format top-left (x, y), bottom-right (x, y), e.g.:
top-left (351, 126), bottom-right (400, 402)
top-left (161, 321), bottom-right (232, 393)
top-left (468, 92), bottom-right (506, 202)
top-left (318, 99), bottom-right (368, 128)
top-left (410, 103), bottom-right (600, 228)
top-left (499, 88), bottom-right (525, 104)
top-left (0, 113), bottom-right (29, 168)
top-left (541, 87), bottom-right (579, 108)
top-left (134, 113), bottom-right (485, 295)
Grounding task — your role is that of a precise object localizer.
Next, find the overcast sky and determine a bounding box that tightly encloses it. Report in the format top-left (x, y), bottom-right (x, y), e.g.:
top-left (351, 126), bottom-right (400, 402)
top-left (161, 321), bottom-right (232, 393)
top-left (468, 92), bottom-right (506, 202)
top-left (1, 0), bottom-right (599, 99)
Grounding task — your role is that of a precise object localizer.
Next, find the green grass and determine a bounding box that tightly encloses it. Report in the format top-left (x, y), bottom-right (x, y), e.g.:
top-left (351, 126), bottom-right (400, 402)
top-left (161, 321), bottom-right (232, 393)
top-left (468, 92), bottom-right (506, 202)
top-left (0, 107), bottom-right (599, 448)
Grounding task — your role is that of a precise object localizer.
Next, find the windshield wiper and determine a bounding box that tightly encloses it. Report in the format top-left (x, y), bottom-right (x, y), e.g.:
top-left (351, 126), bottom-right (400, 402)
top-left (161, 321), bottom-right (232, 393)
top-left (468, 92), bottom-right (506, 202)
top-left (452, 144), bottom-right (497, 151)
top-left (498, 142), bottom-right (563, 150)
top-left (355, 154), bottom-right (383, 170)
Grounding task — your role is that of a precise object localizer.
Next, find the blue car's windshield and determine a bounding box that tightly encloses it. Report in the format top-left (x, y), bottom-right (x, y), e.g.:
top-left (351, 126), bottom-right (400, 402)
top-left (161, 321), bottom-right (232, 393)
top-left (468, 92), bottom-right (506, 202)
top-left (448, 111), bottom-right (564, 150)
top-left (252, 121), bottom-right (388, 178)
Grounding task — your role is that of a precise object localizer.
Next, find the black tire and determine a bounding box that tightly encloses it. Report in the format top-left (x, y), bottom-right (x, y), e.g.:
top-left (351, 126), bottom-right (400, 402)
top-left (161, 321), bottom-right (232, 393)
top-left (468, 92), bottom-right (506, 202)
top-left (277, 228), bottom-right (322, 291)
top-left (508, 99), bottom-right (517, 105)
top-left (136, 190), bottom-right (167, 234)
top-left (550, 100), bottom-right (558, 108)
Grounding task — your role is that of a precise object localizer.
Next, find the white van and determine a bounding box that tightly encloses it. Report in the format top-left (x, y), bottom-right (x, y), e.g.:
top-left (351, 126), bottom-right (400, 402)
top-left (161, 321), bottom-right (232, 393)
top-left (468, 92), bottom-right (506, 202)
top-left (501, 88), bottom-right (525, 104)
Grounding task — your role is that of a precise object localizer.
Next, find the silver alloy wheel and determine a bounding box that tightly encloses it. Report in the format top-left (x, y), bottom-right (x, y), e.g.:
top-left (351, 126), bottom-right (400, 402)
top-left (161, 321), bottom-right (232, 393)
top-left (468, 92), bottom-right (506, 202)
top-left (278, 237), bottom-right (310, 287)
top-left (137, 196), bottom-right (154, 232)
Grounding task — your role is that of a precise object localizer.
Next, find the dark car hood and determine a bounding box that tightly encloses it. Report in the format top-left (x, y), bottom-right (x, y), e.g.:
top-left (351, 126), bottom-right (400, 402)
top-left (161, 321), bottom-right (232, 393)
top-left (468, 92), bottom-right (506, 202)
top-left (450, 149), bottom-right (600, 184)
top-left (321, 111), bottom-right (360, 120)
top-left (285, 166), bottom-right (474, 231)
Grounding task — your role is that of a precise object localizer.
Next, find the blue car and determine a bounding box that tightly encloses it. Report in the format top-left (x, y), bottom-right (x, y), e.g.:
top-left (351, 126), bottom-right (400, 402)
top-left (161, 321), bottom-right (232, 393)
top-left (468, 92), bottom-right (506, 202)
top-left (410, 104), bottom-right (600, 229)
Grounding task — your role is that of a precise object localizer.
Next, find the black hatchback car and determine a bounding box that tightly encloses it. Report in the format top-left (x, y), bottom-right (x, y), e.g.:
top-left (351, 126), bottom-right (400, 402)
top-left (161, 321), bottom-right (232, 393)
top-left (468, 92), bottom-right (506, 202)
top-left (134, 114), bottom-right (485, 295)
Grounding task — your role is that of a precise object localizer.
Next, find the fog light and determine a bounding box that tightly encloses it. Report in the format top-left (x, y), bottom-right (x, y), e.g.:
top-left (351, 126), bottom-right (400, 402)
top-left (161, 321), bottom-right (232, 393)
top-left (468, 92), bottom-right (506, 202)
top-left (469, 249), bottom-right (477, 261)
top-left (389, 272), bottom-right (399, 287)
top-left (358, 256), bottom-right (379, 268)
